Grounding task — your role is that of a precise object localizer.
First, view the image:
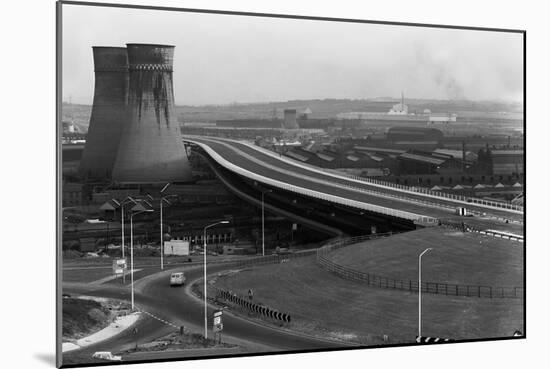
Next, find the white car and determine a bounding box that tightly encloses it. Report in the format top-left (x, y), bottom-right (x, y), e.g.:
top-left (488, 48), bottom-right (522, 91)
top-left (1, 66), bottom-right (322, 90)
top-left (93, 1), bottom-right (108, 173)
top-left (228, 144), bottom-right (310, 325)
top-left (170, 272), bottom-right (186, 287)
top-left (92, 351), bottom-right (122, 361)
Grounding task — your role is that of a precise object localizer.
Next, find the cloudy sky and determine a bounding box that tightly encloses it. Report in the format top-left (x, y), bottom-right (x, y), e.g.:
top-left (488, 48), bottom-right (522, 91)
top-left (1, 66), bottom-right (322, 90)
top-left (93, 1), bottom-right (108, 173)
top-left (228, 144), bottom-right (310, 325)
top-left (62, 3), bottom-right (524, 106)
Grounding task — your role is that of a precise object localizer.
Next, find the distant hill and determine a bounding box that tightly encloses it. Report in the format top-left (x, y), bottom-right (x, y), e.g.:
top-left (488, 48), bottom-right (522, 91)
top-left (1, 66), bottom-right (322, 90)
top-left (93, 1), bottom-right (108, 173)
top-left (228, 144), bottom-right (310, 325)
top-left (61, 103), bottom-right (91, 132)
top-left (60, 98), bottom-right (523, 126)
top-left (176, 98), bottom-right (523, 122)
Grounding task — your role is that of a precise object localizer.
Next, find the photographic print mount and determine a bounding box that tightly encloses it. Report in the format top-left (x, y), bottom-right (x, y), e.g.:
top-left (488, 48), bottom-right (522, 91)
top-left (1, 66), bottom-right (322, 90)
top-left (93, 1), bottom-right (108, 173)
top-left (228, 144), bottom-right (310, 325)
top-left (57, 1), bottom-right (525, 367)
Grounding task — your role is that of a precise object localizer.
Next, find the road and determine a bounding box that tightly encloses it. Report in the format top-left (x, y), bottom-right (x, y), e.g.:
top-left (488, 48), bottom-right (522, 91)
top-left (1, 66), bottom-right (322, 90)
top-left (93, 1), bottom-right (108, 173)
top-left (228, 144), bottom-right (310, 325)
top-left (63, 262), bottom-right (351, 365)
top-left (185, 136), bottom-right (523, 235)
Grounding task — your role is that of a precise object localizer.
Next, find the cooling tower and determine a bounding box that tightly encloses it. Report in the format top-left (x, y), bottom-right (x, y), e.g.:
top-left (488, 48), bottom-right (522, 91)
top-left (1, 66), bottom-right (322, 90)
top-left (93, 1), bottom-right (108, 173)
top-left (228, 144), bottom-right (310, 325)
top-left (283, 109), bottom-right (299, 129)
top-left (112, 44), bottom-right (193, 183)
top-left (79, 47), bottom-right (128, 180)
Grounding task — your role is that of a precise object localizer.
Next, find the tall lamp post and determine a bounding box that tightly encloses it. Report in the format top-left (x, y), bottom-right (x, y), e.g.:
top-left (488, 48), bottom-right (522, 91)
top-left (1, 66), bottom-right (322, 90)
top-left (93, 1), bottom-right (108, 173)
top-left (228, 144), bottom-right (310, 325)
top-left (418, 248), bottom-right (433, 340)
top-left (159, 183), bottom-right (176, 270)
top-left (130, 206), bottom-right (154, 310)
top-left (203, 220), bottom-right (230, 339)
top-left (118, 196), bottom-right (137, 283)
top-left (261, 189), bottom-right (272, 256)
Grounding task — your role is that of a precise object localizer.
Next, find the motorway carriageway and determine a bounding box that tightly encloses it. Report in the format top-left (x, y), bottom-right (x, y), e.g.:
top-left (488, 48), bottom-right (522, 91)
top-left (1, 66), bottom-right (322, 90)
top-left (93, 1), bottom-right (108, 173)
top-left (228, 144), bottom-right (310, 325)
top-left (185, 137), bottom-right (523, 235)
top-left (63, 263), bottom-right (350, 364)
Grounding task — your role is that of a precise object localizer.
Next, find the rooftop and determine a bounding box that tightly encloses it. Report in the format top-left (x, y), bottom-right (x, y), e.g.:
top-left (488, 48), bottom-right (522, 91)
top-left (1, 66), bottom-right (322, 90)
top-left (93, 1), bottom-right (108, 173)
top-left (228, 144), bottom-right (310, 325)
top-left (399, 152), bottom-right (446, 165)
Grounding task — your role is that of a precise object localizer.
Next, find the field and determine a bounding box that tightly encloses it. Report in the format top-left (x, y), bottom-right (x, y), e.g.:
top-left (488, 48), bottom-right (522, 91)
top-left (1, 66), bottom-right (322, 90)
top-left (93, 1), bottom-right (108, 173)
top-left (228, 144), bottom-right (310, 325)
top-left (327, 227), bottom-right (523, 287)
top-left (212, 255), bottom-right (523, 345)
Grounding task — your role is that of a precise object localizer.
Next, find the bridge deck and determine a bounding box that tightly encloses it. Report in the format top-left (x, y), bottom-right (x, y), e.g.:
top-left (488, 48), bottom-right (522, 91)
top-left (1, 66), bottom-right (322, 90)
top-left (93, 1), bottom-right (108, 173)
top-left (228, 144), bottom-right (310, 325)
top-left (185, 136), bottom-right (523, 236)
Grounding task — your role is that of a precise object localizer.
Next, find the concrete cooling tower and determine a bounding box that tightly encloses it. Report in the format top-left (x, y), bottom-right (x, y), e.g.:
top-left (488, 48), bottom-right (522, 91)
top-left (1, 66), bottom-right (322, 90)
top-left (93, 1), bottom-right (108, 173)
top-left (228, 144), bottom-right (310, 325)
top-left (79, 47), bottom-right (128, 180)
top-left (112, 44), bottom-right (193, 183)
top-left (283, 109), bottom-right (299, 129)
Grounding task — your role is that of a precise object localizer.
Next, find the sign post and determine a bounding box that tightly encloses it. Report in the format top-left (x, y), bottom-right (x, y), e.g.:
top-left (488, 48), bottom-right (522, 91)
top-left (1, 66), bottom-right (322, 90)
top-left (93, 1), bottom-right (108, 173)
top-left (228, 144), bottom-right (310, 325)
top-left (213, 310), bottom-right (223, 344)
top-left (112, 258), bottom-right (127, 283)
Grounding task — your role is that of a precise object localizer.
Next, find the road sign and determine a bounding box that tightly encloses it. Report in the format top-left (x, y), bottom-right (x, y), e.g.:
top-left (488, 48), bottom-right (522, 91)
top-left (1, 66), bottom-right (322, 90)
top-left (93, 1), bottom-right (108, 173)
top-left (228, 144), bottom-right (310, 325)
top-left (213, 310), bottom-right (223, 332)
top-left (113, 258), bottom-right (127, 275)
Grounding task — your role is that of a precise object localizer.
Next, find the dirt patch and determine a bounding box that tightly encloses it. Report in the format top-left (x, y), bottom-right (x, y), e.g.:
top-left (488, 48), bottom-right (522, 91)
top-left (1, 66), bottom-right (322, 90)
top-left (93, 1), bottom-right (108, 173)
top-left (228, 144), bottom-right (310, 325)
top-left (62, 297), bottom-right (131, 341)
top-left (121, 330), bottom-right (237, 354)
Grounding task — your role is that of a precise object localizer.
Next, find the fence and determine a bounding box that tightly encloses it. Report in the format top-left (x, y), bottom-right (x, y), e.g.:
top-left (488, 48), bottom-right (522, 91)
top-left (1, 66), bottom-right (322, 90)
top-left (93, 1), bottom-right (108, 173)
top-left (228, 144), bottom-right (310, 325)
top-left (439, 220), bottom-right (524, 243)
top-left (316, 234), bottom-right (524, 299)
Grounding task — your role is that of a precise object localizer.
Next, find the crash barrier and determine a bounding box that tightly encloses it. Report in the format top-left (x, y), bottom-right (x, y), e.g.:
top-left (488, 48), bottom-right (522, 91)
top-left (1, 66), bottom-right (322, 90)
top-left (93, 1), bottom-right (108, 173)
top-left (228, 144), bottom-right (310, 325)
top-left (216, 288), bottom-right (291, 324)
top-left (416, 336), bottom-right (454, 344)
top-left (316, 233), bottom-right (524, 299)
top-left (439, 221), bottom-right (524, 243)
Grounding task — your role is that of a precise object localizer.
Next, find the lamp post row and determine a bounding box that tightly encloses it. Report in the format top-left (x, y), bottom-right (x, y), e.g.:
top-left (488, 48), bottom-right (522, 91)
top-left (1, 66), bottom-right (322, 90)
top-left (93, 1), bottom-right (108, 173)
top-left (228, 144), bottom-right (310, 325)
top-left (114, 189), bottom-right (430, 341)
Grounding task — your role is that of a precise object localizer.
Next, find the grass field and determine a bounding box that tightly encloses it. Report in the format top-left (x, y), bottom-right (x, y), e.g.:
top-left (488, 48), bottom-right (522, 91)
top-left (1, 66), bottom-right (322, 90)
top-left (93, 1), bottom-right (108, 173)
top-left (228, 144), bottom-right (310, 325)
top-left (327, 227), bottom-right (523, 287)
top-left (63, 267), bottom-right (117, 284)
top-left (212, 257), bottom-right (523, 345)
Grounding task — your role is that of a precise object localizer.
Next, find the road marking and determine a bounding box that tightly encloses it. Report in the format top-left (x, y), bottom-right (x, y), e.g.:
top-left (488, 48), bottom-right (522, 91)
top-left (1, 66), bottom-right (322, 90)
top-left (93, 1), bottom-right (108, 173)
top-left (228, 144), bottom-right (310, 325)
top-left (138, 309), bottom-right (179, 329)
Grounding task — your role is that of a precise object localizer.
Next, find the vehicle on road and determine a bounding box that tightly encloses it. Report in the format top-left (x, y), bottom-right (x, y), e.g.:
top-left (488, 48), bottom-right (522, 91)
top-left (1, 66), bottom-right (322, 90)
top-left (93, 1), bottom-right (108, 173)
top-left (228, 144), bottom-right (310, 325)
top-left (92, 351), bottom-right (122, 361)
top-left (169, 272), bottom-right (186, 287)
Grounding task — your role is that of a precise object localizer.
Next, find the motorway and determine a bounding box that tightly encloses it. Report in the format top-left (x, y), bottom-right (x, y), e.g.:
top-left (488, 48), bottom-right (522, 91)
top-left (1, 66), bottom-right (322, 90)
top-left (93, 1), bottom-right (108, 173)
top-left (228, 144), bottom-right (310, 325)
top-left (184, 136), bottom-right (523, 235)
top-left (63, 262), bottom-right (351, 364)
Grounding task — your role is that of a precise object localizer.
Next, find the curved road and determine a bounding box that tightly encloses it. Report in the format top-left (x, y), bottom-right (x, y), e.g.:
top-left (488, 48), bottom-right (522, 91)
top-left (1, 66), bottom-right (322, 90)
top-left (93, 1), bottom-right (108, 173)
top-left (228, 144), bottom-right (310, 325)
top-left (185, 136), bottom-right (523, 235)
top-left (63, 262), bottom-right (351, 364)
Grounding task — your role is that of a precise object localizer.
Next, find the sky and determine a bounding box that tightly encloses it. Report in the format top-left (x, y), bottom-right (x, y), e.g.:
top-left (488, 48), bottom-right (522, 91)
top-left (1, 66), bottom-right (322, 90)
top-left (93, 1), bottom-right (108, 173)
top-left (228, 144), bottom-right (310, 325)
top-left (62, 4), bottom-right (524, 106)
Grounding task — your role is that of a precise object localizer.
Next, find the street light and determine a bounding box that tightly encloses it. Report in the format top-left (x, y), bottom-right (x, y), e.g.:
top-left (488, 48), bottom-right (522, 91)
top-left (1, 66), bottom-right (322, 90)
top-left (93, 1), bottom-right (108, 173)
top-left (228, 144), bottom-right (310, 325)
top-left (261, 189), bottom-right (273, 256)
top-left (159, 183), bottom-right (177, 270)
top-left (418, 248), bottom-right (433, 340)
top-left (130, 206), bottom-right (154, 310)
top-left (118, 196), bottom-right (138, 283)
top-left (203, 220), bottom-right (230, 339)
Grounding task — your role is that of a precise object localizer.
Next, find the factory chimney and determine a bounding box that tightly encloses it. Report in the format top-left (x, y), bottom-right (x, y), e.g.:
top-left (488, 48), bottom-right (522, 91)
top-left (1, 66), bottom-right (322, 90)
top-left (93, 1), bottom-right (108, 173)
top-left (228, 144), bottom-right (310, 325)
top-left (79, 47), bottom-right (128, 180)
top-left (112, 44), bottom-right (193, 183)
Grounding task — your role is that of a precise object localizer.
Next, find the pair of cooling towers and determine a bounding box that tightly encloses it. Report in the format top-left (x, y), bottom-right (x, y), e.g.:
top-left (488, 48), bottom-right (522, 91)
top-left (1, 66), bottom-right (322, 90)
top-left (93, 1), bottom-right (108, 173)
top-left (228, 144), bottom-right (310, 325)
top-left (79, 43), bottom-right (193, 184)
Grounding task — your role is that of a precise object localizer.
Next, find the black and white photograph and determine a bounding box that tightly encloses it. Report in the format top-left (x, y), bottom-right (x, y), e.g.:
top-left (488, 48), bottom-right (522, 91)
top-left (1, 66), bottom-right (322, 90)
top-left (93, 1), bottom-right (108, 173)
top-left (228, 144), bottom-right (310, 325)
top-left (54, 1), bottom-right (528, 367)
top-left (5, 0), bottom-right (548, 368)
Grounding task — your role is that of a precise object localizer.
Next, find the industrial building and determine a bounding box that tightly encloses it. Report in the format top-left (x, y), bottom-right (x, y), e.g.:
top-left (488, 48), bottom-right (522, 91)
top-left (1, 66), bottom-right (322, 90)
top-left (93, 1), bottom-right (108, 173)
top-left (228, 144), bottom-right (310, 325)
top-left (386, 126), bottom-right (444, 143)
top-left (283, 109), bottom-right (299, 129)
top-left (491, 149), bottom-right (524, 175)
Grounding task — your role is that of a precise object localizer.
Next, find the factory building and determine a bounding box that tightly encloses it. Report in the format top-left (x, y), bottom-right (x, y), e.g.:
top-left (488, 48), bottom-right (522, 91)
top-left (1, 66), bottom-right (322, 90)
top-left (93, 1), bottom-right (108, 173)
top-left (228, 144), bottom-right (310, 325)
top-left (216, 119), bottom-right (281, 128)
top-left (283, 109), bottom-right (299, 129)
top-left (386, 126), bottom-right (444, 143)
top-left (79, 47), bottom-right (128, 180)
top-left (491, 149), bottom-right (524, 175)
top-left (112, 44), bottom-right (193, 184)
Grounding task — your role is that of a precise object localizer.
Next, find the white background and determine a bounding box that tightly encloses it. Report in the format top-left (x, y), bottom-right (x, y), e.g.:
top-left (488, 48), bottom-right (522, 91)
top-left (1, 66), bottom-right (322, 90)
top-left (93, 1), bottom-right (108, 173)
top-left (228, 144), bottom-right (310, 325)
top-left (0, 0), bottom-right (546, 368)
